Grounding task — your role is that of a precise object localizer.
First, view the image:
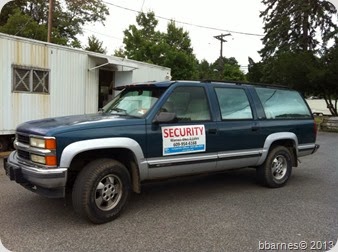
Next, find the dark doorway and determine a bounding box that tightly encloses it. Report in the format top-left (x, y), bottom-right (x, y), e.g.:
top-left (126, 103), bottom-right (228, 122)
top-left (98, 70), bottom-right (115, 109)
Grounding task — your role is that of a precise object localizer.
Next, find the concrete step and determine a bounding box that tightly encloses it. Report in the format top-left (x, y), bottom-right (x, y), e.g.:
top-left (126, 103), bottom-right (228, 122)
top-left (321, 117), bottom-right (338, 132)
top-left (0, 151), bottom-right (11, 158)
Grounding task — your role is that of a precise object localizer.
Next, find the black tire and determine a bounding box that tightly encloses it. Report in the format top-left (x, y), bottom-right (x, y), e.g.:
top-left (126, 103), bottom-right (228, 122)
top-left (72, 159), bottom-right (131, 224)
top-left (257, 146), bottom-right (293, 188)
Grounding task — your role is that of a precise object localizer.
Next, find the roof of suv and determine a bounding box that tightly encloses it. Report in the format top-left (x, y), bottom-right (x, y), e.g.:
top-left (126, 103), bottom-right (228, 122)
top-left (115, 80), bottom-right (292, 91)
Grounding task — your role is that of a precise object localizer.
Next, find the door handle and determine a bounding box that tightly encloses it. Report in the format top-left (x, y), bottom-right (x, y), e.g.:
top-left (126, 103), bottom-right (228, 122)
top-left (208, 128), bottom-right (218, 134)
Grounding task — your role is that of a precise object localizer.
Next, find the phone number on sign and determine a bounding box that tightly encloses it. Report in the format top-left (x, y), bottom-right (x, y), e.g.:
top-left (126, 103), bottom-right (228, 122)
top-left (173, 141), bottom-right (197, 147)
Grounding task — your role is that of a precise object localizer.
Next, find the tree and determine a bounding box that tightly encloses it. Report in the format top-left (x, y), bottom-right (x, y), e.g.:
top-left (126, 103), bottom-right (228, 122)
top-left (116, 12), bottom-right (198, 80)
top-left (210, 57), bottom-right (246, 81)
top-left (197, 60), bottom-right (214, 80)
top-left (247, 57), bottom-right (264, 83)
top-left (85, 35), bottom-right (107, 54)
top-left (309, 40), bottom-right (338, 115)
top-left (252, 0), bottom-right (338, 115)
top-left (118, 12), bottom-right (162, 64)
top-left (0, 0), bottom-right (109, 47)
top-left (260, 0), bottom-right (337, 59)
top-left (259, 52), bottom-right (318, 92)
top-left (161, 21), bottom-right (198, 79)
top-left (0, 8), bottom-right (47, 41)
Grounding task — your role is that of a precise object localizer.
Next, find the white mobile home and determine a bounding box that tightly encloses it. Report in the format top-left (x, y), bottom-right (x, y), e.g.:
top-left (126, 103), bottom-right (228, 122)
top-left (0, 33), bottom-right (171, 151)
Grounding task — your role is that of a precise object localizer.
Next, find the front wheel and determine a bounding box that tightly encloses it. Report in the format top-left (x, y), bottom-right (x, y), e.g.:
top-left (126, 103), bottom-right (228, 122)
top-left (72, 159), bottom-right (131, 224)
top-left (257, 146), bottom-right (293, 188)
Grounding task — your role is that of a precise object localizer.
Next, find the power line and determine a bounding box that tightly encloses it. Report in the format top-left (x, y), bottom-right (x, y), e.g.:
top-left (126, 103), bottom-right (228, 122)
top-left (102, 1), bottom-right (264, 37)
top-left (82, 28), bottom-right (123, 40)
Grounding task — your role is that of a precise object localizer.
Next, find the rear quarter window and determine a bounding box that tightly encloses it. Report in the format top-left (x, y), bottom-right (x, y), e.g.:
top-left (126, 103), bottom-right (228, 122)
top-left (215, 87), bottom-right (253, 120)
top-left (255, 87), bottom-right (311, 119)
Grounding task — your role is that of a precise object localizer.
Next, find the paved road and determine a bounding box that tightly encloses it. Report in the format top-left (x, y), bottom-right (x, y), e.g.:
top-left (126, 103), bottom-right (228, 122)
top-left (0, 132), bottom-right (337, 252)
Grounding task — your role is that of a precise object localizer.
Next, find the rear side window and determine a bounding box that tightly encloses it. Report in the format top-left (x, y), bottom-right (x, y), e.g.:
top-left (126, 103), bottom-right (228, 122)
top-left (255, 87), bottom-right (311, 119)
top-left (215, 88), bottom-right (253, 120)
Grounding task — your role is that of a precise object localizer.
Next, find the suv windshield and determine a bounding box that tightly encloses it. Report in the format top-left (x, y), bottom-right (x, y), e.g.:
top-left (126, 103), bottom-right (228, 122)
top-left (102, 87), bottom-right (167, 117)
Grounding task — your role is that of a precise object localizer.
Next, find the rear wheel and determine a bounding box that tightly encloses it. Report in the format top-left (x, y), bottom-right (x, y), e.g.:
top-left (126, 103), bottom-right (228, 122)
top-left (257, 146), bottom-right (293, 188)
top-left (72, 159), bottom-right (131, 224)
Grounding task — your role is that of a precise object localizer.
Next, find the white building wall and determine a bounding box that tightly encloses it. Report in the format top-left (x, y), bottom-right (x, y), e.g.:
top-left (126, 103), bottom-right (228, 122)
top-left (0, 35), bottom-right (52, 134)
top-left (131, 65), bottom-right (171, 84)
top-left (115, 71), bottom-right (133, 88)
top-left (49, 47), bottom-right (88, 117)
top-left (0, 33), bottom-right (12, 134)
top-left (86, 60), bottom-right (99, 114)
top-left (0, 33), bottom-right (171, 134)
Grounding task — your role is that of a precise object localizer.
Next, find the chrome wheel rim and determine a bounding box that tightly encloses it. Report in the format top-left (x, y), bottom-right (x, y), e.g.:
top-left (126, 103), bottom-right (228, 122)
top-left (271, 155), bottom-right (287, 180)
top-left (95, 174), bottom-right (122, 211)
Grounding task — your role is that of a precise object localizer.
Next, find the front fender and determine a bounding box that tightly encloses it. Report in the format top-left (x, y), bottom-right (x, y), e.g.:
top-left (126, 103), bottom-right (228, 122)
top-left (59, 137), bottom-right (147, 180)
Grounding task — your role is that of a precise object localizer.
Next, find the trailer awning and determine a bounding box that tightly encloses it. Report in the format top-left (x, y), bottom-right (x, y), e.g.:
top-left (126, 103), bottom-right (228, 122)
top-left (89, 55), bottom-right (138, 72)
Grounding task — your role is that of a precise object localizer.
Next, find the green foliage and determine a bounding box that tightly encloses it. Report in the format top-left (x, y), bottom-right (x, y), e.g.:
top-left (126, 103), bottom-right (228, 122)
top-left (85, 35), bottom-right (107, 54)
top-left (250, 0), bottom-right (338, 115)
top-left (247, 57), bottom-right (264, 83)
top-left (265, 52), bottom-right (316, 89)
top-left (161, 21), bottom-right (198, 80)
top-left (222, 63), bottom-right (247, 81)
top-left (120, 12), bottom-right (162, 64)
top-left (197, 60), bottom-right (214, 80)
top-left (260, 0), bottom-right (337, 58)
top-left (312, 40), bottom-right (338, 115)
top-left (117, 11), bottom-right (247, 81)
top-left (116, 12), bottom-right (198, 80)
top-left (0, 0), bottom-right (109, 47)
top-left (0, 8), bottom-right (46, 41)
top-left (204, 56), bottom-right (246, 81)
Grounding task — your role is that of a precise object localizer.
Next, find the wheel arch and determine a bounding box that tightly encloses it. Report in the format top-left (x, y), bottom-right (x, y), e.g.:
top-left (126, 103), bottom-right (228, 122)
top-left (257, 132), bottom-right (298, 167)
top-left (59, 138), bottom-right (147, 193)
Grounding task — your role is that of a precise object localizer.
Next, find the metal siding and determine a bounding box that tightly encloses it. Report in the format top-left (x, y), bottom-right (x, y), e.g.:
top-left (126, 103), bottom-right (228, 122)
top-left (1, 33), bottom-right (171, 135)
top-left (49, 48), bottom-right (87, 117)
top-left (0, 36), bottom-right (12, 134)
top-left (86, 59), bottom-right (99, 113)
top-left (1, 35), bottom-right (51, 134)
top-left (132, 66), bottom-right (171, 83)
top-left (115, 71), bottom-right (133, 88)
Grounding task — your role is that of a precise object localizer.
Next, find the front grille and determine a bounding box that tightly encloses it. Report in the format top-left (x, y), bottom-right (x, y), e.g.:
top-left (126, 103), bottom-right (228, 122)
top-left (16, 133), bottom-right (30, 161)
top-left (17, 149), bottom-right (30, 160)
top-left (17, 133), bottom-right (30, 144)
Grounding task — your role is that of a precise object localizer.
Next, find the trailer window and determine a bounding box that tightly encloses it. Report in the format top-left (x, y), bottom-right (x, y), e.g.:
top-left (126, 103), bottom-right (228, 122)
top-left (13, 66), bottom-right (50, 94)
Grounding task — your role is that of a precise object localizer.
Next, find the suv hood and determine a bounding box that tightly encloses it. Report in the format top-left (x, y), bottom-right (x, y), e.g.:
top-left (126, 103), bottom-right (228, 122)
top-left (16, 113), bottom-right (143, 136)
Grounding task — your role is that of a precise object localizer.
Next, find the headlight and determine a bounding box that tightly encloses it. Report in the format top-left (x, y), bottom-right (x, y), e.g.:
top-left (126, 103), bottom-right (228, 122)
top-left (30, 137), bottom-right (45, 148)
top-left (30, 137), bottom-right (56, 149)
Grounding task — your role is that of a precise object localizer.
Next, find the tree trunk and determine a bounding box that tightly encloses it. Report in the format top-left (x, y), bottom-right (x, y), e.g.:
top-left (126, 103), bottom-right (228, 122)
top-left (324, 94), bottom-right (338, 116)
top-left (302, 1), bottom-right (310, 51)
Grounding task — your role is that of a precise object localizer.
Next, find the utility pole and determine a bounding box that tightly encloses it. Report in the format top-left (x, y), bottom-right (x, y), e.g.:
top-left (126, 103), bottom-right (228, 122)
top-left (47, 0), bottom-right (53, 42)
top-left (213, 33), bottom-right (231, 80)
top-left (213, 33), bottom-right (231, 59)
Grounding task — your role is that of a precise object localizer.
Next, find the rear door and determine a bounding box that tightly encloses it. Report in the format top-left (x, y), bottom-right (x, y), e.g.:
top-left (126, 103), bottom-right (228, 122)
top-left (208, 84), bottom-right (265, 169)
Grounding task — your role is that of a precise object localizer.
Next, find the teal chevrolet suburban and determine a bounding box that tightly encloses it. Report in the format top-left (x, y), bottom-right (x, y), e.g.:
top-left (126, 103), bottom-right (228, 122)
top-left (4, 80), bottom-right (319, 223)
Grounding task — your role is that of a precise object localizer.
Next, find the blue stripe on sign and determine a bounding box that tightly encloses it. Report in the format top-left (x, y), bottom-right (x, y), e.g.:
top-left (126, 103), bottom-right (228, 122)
top-left (164, 145), bottom-right (205, 154)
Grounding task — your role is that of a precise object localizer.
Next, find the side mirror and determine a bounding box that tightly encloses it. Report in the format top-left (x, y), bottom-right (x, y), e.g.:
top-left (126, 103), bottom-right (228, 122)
top-left (153, 112), bottom-right (177, 124)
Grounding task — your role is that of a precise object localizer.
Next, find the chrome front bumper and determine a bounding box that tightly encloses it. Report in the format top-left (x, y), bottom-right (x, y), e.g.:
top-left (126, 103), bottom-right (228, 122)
top-left (4, 151), bottom-right (67, 198)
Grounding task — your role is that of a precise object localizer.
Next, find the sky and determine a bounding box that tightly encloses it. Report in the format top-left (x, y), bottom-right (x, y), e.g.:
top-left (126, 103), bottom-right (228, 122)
top-left (81, 0), bottom-right (338, 71)
top-left (81, 0), bottom-right (265, 71)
